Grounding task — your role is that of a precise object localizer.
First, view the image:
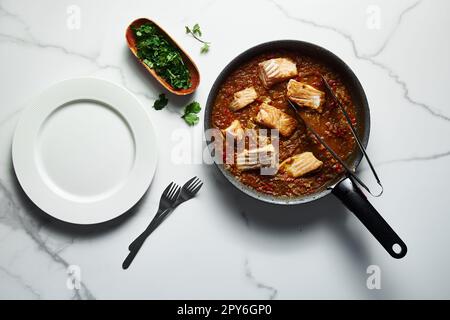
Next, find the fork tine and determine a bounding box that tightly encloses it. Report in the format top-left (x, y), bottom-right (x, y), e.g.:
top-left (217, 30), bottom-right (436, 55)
top-left (188, 178), bottom-right (201, 190)
top-left (171, 186), bottom-right (181, 201)
top-left (162, 182), bottom-right (174, 198)
top-left (190, 182), bottom-right (203, 195)
top-left (187, 178), bottom-right (200, 190)
top-left (184, 176), bottom-right (198, 189)
top-left (188, 180), bottom-right (202, 193)
top-left (165, 183), bottom-right (174, 199)
top-left (168, 183), bottom-right (178, 199)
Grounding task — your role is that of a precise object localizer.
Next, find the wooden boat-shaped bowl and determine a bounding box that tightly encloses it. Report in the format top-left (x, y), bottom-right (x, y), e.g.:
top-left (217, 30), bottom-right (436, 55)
top-left (126, 18), bottom-right (200, 95)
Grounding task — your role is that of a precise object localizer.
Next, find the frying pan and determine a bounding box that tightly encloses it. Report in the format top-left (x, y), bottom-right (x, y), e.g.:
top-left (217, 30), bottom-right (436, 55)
top-left (204, 40), bottom-right (407, 259)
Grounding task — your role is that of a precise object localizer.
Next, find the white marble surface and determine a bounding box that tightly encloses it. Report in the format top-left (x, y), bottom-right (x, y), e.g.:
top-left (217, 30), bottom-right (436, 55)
top-left (1, 0), bottom-right (449, 299)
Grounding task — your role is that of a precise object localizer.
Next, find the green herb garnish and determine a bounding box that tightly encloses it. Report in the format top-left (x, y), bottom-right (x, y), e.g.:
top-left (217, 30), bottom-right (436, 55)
top-left (133, 23), bottom-right (191, 90)
top-left (200, 43), bottom-right (210, 53)
top-left (184, 101), bottom-right (201, 114)
top-left (182, 112), bottom-right (200, 126)
top-left (185, 23), bottom-right (211, 54)
top-left (153, 93), bottom-right (168, 110)
top-left (182, 101), bottom-right (201, 126)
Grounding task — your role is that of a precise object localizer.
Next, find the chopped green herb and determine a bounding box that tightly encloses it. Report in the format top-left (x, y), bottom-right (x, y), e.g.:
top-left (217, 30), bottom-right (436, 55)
top-left (132, 23), bottom-right (191, 90)
top-left (182, 112), bottom-right (200, 126)
top-left (185, 23), bottom-right (211, 54)
top-left (181, 101), bottom-right (201, 126)
top-left (183, 101), bottom-right (201, 114)
top-left (153, 93), bottom-right (168, 110)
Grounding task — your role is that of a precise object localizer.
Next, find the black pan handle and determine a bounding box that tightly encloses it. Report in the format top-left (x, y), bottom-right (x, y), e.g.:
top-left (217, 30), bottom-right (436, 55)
top-left (332, 177), bottom-right (407, 259)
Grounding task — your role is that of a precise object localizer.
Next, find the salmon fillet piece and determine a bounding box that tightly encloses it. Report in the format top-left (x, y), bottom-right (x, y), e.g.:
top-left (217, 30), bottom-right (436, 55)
top-left (279, 152), bottom-right (323, 178)
top-left (287, 79), bottom-right (325, 112)
top-left (258, 58), bottom-right (298, 88)
top-left (229, 87), bottom-right (258, 111)
top-left (255, 103), bottom-right (297, 137)
top-left (236, 144), bottom-right (277, 171)
top-left (223, 120), bottom-right (244, 141)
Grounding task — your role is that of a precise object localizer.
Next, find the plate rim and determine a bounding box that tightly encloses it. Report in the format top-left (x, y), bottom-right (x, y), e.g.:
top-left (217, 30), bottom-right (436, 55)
top-left (12, 77), bottom-right (158, 225)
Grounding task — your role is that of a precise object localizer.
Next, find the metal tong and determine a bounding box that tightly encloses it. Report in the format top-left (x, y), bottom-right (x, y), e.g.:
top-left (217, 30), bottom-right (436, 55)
top-left (288, 74), bottom-right (383, 197)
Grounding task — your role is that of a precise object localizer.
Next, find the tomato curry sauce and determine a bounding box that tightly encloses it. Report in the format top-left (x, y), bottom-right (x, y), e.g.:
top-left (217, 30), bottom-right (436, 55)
top-left (211, 51), bottom-right (357, 197)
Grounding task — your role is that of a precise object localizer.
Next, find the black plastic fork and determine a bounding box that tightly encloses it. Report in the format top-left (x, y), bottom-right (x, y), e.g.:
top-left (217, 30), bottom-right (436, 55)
top-left (128, 177), bottom-right (203, 251)
top-left (122, 182), bottom-right (181, 269)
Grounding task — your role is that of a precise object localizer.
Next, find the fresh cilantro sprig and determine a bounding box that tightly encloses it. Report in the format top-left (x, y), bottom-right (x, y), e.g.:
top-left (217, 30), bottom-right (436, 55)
top-left (182, 101), bottom-right (201, 126)
top-left (133, 23), bottom-right (192, 90)
top-left (152, 93), bottom-right (168, 110)
top-left (185, 23), bottom-right (211, 54)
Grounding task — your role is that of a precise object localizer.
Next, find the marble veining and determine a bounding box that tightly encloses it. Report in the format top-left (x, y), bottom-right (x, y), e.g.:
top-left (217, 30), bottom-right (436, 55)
top-left (1, 0), bottom-right (449, 299)
top-left (270, 0), bottom-right (450, 122)
top-left (244, 258), bottom-right (278, 300)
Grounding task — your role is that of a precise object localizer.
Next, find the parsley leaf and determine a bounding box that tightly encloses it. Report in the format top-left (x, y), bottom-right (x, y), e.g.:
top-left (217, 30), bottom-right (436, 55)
top-left (181, 101), bottom-right (201, 126)
top-left (185, 23), bottom-right (211, 54)
top-left (192, 23), bottom-right (202, 37)
top-left (182, 113), bottom-right (200, 126)
top-left (200, 43), bottom-right (210, 53)
top-left (183, 101), bottom-right (201, 114)
top-left (153, 93), bottom-right (168, 110)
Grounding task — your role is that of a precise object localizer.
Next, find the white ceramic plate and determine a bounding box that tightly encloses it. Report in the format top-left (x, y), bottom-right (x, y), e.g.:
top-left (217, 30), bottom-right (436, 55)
top-left (12, 78), bottom-right (157, 224)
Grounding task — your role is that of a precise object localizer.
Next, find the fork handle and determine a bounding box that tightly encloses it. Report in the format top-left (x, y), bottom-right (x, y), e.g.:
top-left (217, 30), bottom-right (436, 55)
top-left (129, 208), bottom-right (172, 251)
top-left (129, 197), bottom-right (186, 251)
top-left (127, 208), bottom-right (166, 251)
top-left (123, 210), bottom-right (169, 269)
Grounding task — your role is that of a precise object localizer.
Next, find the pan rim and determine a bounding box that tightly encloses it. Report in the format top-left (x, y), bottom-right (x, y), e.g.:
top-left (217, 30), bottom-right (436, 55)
top-left (204, 40), bottom-right (370, 205)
